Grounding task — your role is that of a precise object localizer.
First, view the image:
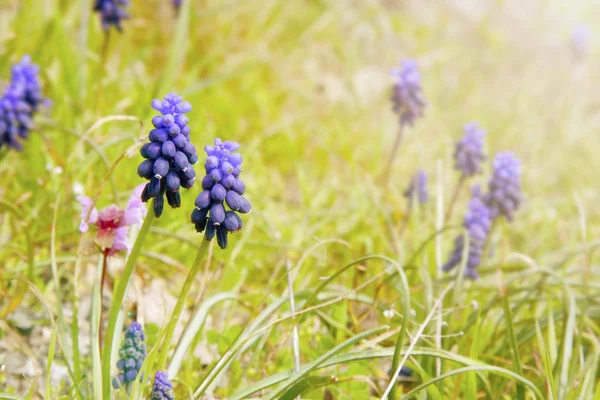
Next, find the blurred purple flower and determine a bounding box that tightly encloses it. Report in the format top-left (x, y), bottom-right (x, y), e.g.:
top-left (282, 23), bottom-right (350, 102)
top-left (391, 59), bottom-right (426, 126)
top-left (77, 184), bottom-right (147, 256)
top-left (151, 371), bottom-right (175, 400)
top-left (94, 0), bottom-right (129, 31)
top-left (404, 169), bottom-right (428, 206)
top-left (572, 23), bottom-right (591, 59)
top-left (483, 152), bottom-right (522, 221)
top-left (113, 322), bottom-right (146, 389)
top-left (0, 56), bottom-right (45, 151)
top-left (443, 196), bottom-right (492, 279)
top-left (454, 122), bottom-right (486, 177)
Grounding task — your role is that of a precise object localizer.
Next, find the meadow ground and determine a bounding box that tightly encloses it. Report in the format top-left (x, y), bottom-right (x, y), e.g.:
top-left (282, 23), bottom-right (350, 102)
top-left (1, 0), bottom-right (600, 398)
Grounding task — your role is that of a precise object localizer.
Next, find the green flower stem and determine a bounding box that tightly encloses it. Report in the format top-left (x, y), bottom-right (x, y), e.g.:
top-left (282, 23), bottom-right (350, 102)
top-left (157, 237), bottom-right (211, 369)
top-left (101, 204), bottom-right (156, 399)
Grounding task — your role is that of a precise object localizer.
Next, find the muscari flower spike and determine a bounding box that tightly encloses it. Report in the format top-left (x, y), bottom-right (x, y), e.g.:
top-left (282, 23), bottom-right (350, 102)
top-left (483, 152), bottom-right (522, 222)
top-left (138, 93), bottom-right (198, 218)
top-left (191, 139), bottom-right (251, 249)
top-left (113, 322), bottom-right (146, 389)
top-left (151, 371), bottom-right (175, 400)
top-left (391, 59), bottom-right (426, 127)
top-left (443, 196), bottom-right (492, 279)
top-left (0, 56), bottom-right (45, 151)
top-left (454, 122), bottom-right (486, 177)
top-left (404, 169), bottom-right (428, 206)
top-left (94, 0), bottom-right (129, 31)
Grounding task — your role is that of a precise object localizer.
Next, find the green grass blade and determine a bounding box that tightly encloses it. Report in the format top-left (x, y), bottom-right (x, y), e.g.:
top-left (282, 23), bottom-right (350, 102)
top-left (45, 326), bottom-right (57, 399)
top-left (501, 291), bottom-right (525, 400)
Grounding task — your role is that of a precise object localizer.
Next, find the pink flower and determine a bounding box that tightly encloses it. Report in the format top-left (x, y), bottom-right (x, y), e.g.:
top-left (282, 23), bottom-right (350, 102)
top-left (77, 184), bottom-right (147, 256)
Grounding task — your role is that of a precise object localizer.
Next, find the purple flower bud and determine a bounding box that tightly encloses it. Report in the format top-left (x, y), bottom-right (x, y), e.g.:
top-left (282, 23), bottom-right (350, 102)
top-left (221, 174), bottom-right (235, 189)
top-left (205, 221), bottom-right (216, 240)
top-left (191, 207), bottom-right (208, 223)
top-left (195, 190), bottom-right (211, 209)
top-left (205, 156), bottom-right (219, 171)
top-left (182, 142), bottom-right (196, 157)
top-left (404, 169), bottom-right (428, 206)
top-left (228, 153), bottom-right (242, 166)
top-left (225, 190), bottom-right (242, 210)
top-left (161, 141), bottom-right (176, 158)
top-left (483, 152), bottom-right (522, 222)
top-left (201, 174), bottom-right (214, 189)
top-left (187, 153), bottom-right (199, 165)
top-left (210, 202), bottom-right (225, 224)
top-left (211, 183), bottom-right (227, 201)
top-left (165, 170), bottom-right (180, 191)
top-left (210, 168), bottom-right (222, 182)
top-left (175, 101), bottom-right (192, 113)
top-left (172, 134), bottom-right (187, 149)
top-left (168, 123), bottom-right (180, 136)
top-left (238, 196), bottom-right (252, 214)
top-left (454, 122), bottom-right (486, 177)
top-left (94, 0), bottom-right (129, 32)
top-left (180, 167), bottom-right (196, 182)
top-left (148, 177), bottom-right (161, 197)
top-left (221, 161), bottom-right (234, 175)
top-left (137, 159), bottom-right (154, 179)
top-left (443, 197), bottom-right (491, 279)
top-left (174, 114), bottom-right (188, 127)
top-left (149, 128), bottom-right (169, 143)
top-left (154, 195), bottom-right (164, 217)
top-left (232, 165), bottom-right (242, 177)
top-left (163, 114), bottom-right (175, 126)
top-left (153, 157), bottom-right (169, 178)
top-left (151, 371), bottom-right (175, 400)
top-left (140, 143), bottom-right (151, 158)
top-left (223, 211), bottom-right (241, 232)
top-left (232, 178), bottom-right (246, 195)
top-left (146, 142), bottom-right (162, 159)
top-left (113, 322), bottom-right (145, 388)
top-left (390, 59), bottom-right (426, 126)
top-left (151, 115), bottom-right (163, 127)
top-left (181, 124), bottom-right (191, 136)
top-left (216, 226), bottom-right (228, 249)
top-left (173, 151), bottom-right (189, 170)
top-left (166, 190), bottom-right (181, 208)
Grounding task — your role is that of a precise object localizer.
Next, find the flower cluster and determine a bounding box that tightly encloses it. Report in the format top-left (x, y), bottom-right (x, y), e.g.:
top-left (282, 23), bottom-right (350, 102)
top-left (454, 122), bottom-right (486, 177)
top-left (443, 196), bottom-right (492, 279)
top-left (191, 139), bottom-right (251, 249)
top-left (138, 93), bottom-right (198, 218)
top-left (0, 56), bottom-right (45, 151)
top-left (483, 152), bottom-right (522, 221)
top-left (113, 322), bottom-right (146, 389)
top-left (404, 169), bottom-right (428, 206)
top-left (151, 371), bottom-right (175, 400)
top-left (94, 0), bottom-right (129, 31)
top-left (390, 59), bottom-right (426, 126)
top-left (77, 184), bottom-right (147, 255)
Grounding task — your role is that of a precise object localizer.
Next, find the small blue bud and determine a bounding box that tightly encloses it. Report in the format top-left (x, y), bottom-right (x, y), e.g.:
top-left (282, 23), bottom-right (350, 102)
top-left (232, 178), bottom-right (246, 195)
top-left (225, 190), bottom-right (242, 211)
top-left (149, 128), bottom-right (169, 143)
top-left (211, 184), bottom-right (226, 201)
top-left (153, 157), bottom-right (169, 178)
top-left (151, 115), bottom-right (164, 128)
top-left (201, 174), bottom-right (214, 189)
top-left (195, 190), bottom-right (212, 209)
top-left (238, 196), bottom-right (251, 214)
top-left (137, 159), bottom-right (154, 179)
top-left (210, 202), bottom-right (226, 224)
top-left (221, 174), bottom-right (235, 189)
top-left (216, 226), bottom-right (228, 249)
top-left (147, 142), bottom-right (162, 159)
top-left (165, 170), bottom-right (180, 191)
top-left (210, 169), bottom-right (222, 182)
top-left (173, 151), bottom-right (189, 170)
top-left (223, 211), bottom-right (240, 232)
top-left (172, 134), bottom-right (187, 149)
top-left (161, 141), bottom-right (176, 158)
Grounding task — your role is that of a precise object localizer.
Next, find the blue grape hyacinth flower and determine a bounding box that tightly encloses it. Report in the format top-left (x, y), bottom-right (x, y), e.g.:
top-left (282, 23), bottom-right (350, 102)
top-left (113, 322), bottom-right (146, 389)
top-left (94, 0), bottom-right (129, 31)
top-left (443, 196), bottom-right (492, 279)
top-left (138, 93), bottom-right (198, 217)
top-left (151, 371), bottom-right (175, 400)
top-left (404, 169), bottom-right (428, 206)
top-left (454, 122), bottom-right (486, 178)
top-left (390, 59), bottom-right (426, 127)
top-left (483, 152), bottom-right (522, 222)
top-left (0, 56), bottom-right (44, 151)
top-left (191, 138), bottom-right (251, 249)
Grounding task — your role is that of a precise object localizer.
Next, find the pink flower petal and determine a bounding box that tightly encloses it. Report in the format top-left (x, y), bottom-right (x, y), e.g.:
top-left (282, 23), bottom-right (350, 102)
top-left (76, 195), bottom-right (98, 233)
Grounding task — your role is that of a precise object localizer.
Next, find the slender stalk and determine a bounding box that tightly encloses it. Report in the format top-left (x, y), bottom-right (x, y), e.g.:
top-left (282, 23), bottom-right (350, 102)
top-left (157, 238), bottom-right (211, 369)
top-left (382, 124), bottom-right (405, 186)
top-left (99, 250), bottom-right (109, 346)
top-left (444, 174), bottom-right (466, 222)
top-left (285, 260), bottom-right (301, 374)
top-left (101, 205), bottom-right (155, 399)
